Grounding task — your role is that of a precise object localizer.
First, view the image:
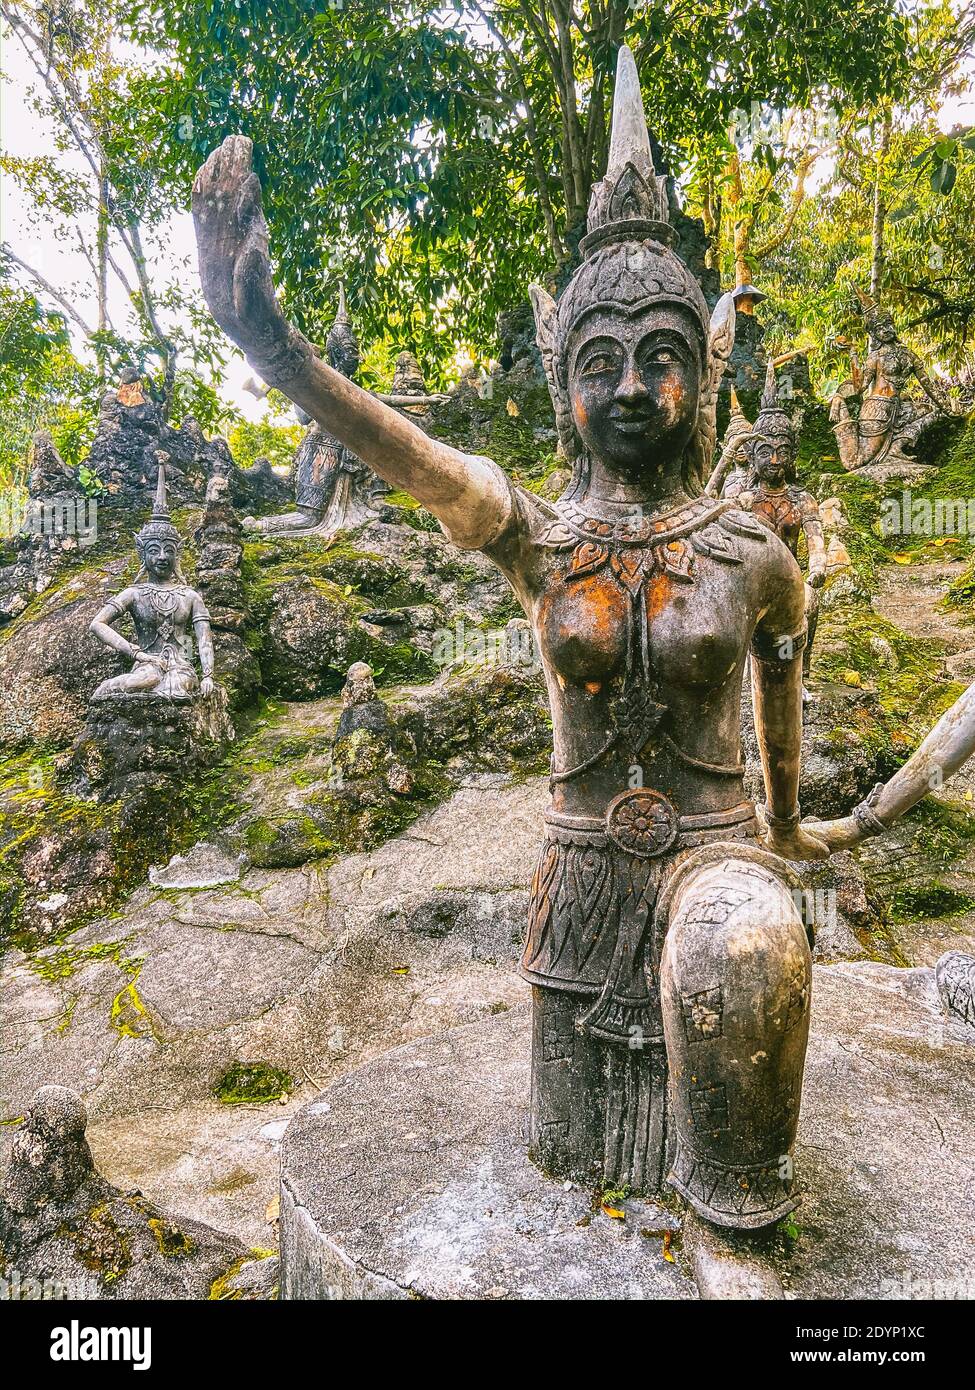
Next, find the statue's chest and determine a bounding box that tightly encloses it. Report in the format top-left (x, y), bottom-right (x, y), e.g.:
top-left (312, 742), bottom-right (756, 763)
top-left (132, 587), bottom-right (193, 638)
top-left (752, 490), bottom-right (802, 552)
top-left (535, 534), bottom-right (744, 692)
top-left (876, 346), bottom-right (912, 389)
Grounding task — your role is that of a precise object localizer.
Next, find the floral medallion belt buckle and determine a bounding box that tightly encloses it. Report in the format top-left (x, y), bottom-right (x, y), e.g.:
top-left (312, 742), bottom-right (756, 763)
top-left (605, 788), bottom-right (678, 857)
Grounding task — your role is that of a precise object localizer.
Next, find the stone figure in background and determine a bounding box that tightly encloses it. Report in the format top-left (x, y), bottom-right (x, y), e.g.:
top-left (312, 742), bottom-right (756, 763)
top-left (830, 289), bottom-right (957, 471)
top-left (724, 361), bottom-right (826, 701)
top-left (194, 49), bottom-right (822, 1254)
top-left (390, 351), bottom-right (428, 398)
top-left (704, 386), bottom-right (753, 497)
top-left (89, 460), bottom-right (216, 701)
top-left (245, 284), bottom-right (387, 536)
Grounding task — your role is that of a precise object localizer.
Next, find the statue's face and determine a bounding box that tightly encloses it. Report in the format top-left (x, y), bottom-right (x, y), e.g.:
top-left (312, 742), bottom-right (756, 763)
top-left (873, 320), bottom-right (896, 345)
top-left (748, 431), bottom-right (793, 485)
top-left (567, 305), bottom-right (701, 475)
top-left (142, 539), bottom-right (179, 580)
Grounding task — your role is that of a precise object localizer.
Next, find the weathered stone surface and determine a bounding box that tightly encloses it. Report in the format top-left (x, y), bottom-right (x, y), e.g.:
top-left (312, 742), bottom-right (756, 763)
top-left (0, 778), bottom-right (540, 1247)
top-left (280, 1006), bottom-right (694, 1301)
top-left (280, 956), bottom-right (975, 1300)
top-left (0, 1086), bottom-right (249, 1300)
top-left (0, 568), bottom-right (124, 749)
top-left (70, 689), bottom-right (234, 797)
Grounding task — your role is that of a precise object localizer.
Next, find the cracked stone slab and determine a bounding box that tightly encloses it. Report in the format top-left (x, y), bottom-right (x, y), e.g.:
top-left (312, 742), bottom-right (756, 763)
top-left (133, 922), bottom-right (324, 1035)
top-left (280, 958), bottom-right (975, 1301)
top-left (280, 1003), bottom-right (694, 1301)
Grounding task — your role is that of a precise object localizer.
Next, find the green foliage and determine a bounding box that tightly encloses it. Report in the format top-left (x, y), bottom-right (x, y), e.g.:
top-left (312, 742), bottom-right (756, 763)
top-left (227, 405), bottom-right (303, 473)
top-left (0, 279), bottom-right (97, 486)
top-left (124, 0), bottom-right (911, 375)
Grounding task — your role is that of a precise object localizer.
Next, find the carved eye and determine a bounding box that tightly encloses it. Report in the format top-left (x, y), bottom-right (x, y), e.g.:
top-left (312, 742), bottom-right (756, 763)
top-left (580, 350), bottom-right (618, 377)
top-left (648, 347), bottom-right (678, 365)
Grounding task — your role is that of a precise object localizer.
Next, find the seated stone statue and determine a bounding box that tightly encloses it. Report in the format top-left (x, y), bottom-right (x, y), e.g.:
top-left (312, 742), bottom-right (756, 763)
top-left (89, 460), bottom-right (215, 701)
top-left (245, 284), bottom-right (386, 537)
top-left (830, 290), bottom-right (957, 471)
top-left (724, 362), bottom-right (826, 701)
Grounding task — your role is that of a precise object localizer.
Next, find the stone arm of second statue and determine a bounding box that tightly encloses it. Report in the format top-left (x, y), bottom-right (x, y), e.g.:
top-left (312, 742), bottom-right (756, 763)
top-left (192, 136), bottom-right (511, 549)
top-left (909, 351), bottom-right (956, 415)
top-left (90, 594), bottom-right (142, 663)
top-left (751, 551), bottom-right (832, 861)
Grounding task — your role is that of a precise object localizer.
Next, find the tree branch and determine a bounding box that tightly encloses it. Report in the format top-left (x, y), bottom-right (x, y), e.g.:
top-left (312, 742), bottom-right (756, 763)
top-left (2, 245), bottom-right (95, 336)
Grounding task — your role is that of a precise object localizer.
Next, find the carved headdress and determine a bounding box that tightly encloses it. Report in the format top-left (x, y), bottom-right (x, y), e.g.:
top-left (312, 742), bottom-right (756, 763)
top-left (855, 286), bottom-right (896, 344)
top-left (529, 45), bottom-right (735, 493)
top-left (747, 360), bottom-right (799, 484)
top-left (325, 281), bottom-right (360, 379)
top-left (134, 457), bottom-right (186, 578)
top-left (752, 359), bottom-right (795, 442)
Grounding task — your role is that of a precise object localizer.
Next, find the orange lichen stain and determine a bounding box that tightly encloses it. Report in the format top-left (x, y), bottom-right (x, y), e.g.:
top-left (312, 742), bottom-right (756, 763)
top-left (658, 373), bottom-right (684, 420)
top-left (584, 681), bottom-right (601, 694)
top-left (573, 394), bottom-right (589, 429)
top-left (645, 572), bottom-right (672, 620)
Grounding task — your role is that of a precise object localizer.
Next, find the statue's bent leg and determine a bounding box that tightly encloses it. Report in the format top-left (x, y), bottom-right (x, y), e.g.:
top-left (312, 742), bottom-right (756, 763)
top-left (92, 662), bottom-right (161, 699)
top-left (661, 856), bottom-right (810, 1230)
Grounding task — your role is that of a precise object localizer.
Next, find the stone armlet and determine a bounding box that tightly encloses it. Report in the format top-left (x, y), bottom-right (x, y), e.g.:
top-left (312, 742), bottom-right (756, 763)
top-left (762, 803), bottom-right (801, 833)
top-left (852, 782), bottom-right (887, 838)
top-left (751, 624), bottom-right (807, 664)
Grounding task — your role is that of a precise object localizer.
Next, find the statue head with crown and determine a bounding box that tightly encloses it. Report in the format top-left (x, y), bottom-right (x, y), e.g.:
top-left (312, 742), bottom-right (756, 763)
top-left (88, 460), bottom-right (216, 702)
top-left (744, 360), bottom-right (798, 488)
top-left (529, 47), bottom-right (735, 504)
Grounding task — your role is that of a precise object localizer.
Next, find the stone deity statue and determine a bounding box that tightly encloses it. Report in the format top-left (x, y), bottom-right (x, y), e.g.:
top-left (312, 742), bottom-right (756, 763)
top-left (245, 284), bottom-right (387, 536)
top-left (704, 386), bottom-right (752, 498)
top-left (724, 362), bottom-right (826, 701)
top-left (192, 48), bottom-right (852, 1249)
top-left (830, 290), bottom-right (956, 471)
top-left (89, 462), bottom-right (216, 701)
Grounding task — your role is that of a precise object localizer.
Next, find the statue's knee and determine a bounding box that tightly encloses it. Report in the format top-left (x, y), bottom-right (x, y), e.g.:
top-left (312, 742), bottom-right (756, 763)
top-left (662, 860), bottom-right (810, 1041)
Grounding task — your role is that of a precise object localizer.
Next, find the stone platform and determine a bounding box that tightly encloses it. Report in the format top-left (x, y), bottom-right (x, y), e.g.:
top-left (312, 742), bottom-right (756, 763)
top-left (71, 688), bottom-right (234, 794)
top-left (280, 959), bottom-right (975, 1300)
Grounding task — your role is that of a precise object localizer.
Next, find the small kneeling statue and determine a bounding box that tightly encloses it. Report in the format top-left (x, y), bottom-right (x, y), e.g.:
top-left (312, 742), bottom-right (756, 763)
top-left (89, 460), bottom-right (215, 701)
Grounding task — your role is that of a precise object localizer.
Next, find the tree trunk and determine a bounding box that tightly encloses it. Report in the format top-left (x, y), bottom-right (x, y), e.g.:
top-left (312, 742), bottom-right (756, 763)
top-left (870, 108), bottom-right (892, 298)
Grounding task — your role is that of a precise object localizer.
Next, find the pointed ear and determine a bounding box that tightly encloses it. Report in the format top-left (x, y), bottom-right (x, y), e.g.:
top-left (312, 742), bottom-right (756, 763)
top-left (529, 283), bottom-right (579, 462)
top-left (529, 284), bottom-right (558, 389)
top-left (707, 291), bottom-right (736, 386)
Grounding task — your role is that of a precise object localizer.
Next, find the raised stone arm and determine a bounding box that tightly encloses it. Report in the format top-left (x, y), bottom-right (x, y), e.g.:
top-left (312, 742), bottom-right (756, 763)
top-left (909, 350), bottom-right (957, 415)
top-left (810, 680), bottom-right (975, 852)
top-left (704, 425), bottom-right (753, 497)
top-left (192, 137), bottom-right (510, 550)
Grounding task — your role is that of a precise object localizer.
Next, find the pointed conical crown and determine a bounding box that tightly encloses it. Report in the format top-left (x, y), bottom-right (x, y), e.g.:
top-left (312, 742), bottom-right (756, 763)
top-left (581, 46), bottom-right (673, 258)
top-left (855, 285), bottom-right (896, 340)
top-left (135, 456), bottom-right (182, 552)
top-left (752, 360), bottom-right (795, 442)
top-left (326, 280), bottom-right (360, 378)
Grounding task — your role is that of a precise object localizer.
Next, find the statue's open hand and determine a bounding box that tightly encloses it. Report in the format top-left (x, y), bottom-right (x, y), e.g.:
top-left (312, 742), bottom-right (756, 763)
top-left (200, 676), bottom-right (215, 698)
top-left (192, 136), bottom-right (293, 366)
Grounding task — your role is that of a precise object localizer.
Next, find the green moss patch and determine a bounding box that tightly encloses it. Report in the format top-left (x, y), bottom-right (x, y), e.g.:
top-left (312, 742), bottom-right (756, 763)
top-left (213, 1061), bottom-right (293, 1105)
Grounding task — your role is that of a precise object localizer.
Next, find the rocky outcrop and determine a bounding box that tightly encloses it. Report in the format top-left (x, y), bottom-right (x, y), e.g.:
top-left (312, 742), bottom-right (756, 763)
top-left (0, 1086), bottom-right (270, 1300)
